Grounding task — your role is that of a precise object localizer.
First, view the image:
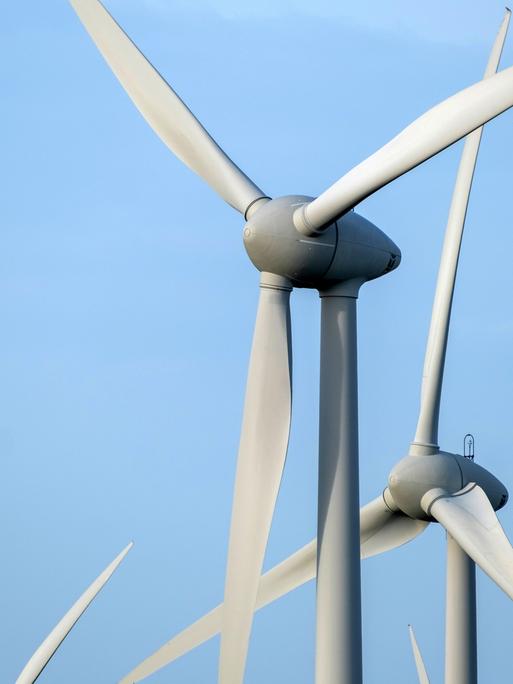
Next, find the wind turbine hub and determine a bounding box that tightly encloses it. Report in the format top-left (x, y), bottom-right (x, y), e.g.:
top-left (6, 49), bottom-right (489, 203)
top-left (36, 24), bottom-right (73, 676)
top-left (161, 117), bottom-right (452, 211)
top-left (388, 452), bottom-right (508, 520)
top-left (243, 195), bottom-right (401, 288)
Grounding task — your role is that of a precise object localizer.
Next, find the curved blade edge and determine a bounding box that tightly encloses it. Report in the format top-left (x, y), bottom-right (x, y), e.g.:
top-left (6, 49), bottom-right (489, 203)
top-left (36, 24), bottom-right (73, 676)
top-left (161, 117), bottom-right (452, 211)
top-left (69, 0), bottom-right (266, 214)
top-left (408, 624), bottom-right (430, 684)
top-left (16, 542), bottom-right (133, 684)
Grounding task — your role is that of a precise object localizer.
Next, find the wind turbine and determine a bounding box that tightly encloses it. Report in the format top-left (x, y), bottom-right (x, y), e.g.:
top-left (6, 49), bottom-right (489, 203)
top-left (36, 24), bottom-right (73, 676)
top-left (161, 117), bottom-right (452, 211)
top-left (69, 2), bottom-right (513, 682)
top-left (15, 542), bottom-right (132, 684)
top-left (392, 9), bottom-right (512, 683)
top-left (113, 8), bottom-right (513, 684)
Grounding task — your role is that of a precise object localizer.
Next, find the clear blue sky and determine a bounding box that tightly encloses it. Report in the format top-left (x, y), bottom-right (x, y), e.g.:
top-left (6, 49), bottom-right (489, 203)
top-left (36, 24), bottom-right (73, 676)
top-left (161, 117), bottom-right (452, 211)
top-left (2, 1), bottom-right (513, 682)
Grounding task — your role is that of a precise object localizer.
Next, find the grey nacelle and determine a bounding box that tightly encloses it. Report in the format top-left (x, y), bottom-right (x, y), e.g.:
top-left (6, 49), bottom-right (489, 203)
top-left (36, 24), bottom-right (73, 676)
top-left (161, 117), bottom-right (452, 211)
top-left (388, 451), bottom-right (508, 520)
top-left (243, 195), bottom-right (401, 288)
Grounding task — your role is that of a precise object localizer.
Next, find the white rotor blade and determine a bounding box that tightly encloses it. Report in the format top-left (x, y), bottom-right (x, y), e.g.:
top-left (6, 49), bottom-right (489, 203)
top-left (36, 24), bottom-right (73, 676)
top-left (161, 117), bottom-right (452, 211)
top-left (119, 494), bottom-right (426, 683)
top-left (219, 272), bottom-right (292, 684)
top-left (295, 60), bottom-right (513, 235)
top-left (69, 0), bottom-right (267, 215)
top-left (427, 484), bottom-right (513, 601)
top-left (16, 542), bottom-right (133, 684)
top-left (413, 9), bottom-right (511, 450)
top-left (408, 625), bottom-right (430, 684)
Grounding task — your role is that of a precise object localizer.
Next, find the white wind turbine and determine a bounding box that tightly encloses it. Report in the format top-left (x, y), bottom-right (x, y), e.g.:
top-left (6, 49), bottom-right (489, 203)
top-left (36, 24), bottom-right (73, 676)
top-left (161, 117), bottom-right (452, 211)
top-left (114, 8), bottom-right (513, 684)
top-left (69, 2), bottom-right (513, 683)
top-left (395, 10), bottom-right (512, 683)
top-left (15, 542), bottom-right (132, 684)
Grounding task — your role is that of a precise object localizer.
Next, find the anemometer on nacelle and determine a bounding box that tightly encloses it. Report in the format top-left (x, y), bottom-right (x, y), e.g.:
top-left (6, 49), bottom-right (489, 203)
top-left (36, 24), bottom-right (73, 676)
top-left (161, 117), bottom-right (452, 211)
top-left (464, 433), bottom-right (475, 460)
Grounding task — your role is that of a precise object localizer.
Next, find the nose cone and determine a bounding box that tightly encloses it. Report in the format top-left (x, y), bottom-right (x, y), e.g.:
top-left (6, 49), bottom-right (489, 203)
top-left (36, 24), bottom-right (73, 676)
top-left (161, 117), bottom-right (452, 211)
top-left (243, 195), bottom-right (338, 285)
top-left (388, 452), bottom-right (463, 520)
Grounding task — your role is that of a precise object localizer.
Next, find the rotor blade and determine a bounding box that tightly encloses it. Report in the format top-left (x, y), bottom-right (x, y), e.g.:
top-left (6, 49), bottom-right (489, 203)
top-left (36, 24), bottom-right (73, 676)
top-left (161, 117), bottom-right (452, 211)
top-left (408, 625), bottom-right (430, 684)
top-left (219, 272), bottom-right (292, 684)
top-left (119, 494), bottom-right (427, 683)
top-left (426, 483), bottom-right (513, 601)
top-left (69, 0), bottom-right (267, 215)
top-left (16, 542), bottom-right (133, 684)
top-left (412, 9), bottom-right (511, 451)
top-left (294, 61), bottom-right (513, 235)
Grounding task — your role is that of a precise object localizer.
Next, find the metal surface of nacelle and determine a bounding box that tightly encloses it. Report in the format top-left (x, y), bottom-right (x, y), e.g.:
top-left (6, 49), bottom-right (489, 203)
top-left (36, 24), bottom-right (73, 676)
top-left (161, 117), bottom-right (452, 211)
top-left (243, 195), bottom-right (401, 288)
top-left (388, 452), bottom-right (508, 520)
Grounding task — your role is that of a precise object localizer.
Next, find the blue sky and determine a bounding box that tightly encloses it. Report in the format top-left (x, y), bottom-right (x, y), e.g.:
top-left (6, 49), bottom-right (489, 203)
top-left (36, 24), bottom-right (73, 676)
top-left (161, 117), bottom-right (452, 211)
top-left (2, 1), bottom-right (513, 682)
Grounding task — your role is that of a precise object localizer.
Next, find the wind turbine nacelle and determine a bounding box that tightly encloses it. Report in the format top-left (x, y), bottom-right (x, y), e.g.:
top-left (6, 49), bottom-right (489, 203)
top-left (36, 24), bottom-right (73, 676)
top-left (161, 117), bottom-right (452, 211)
top-left (243, 195), bottom-right (401, 288)
top-left (388, 451), bottom-right (508, 520)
